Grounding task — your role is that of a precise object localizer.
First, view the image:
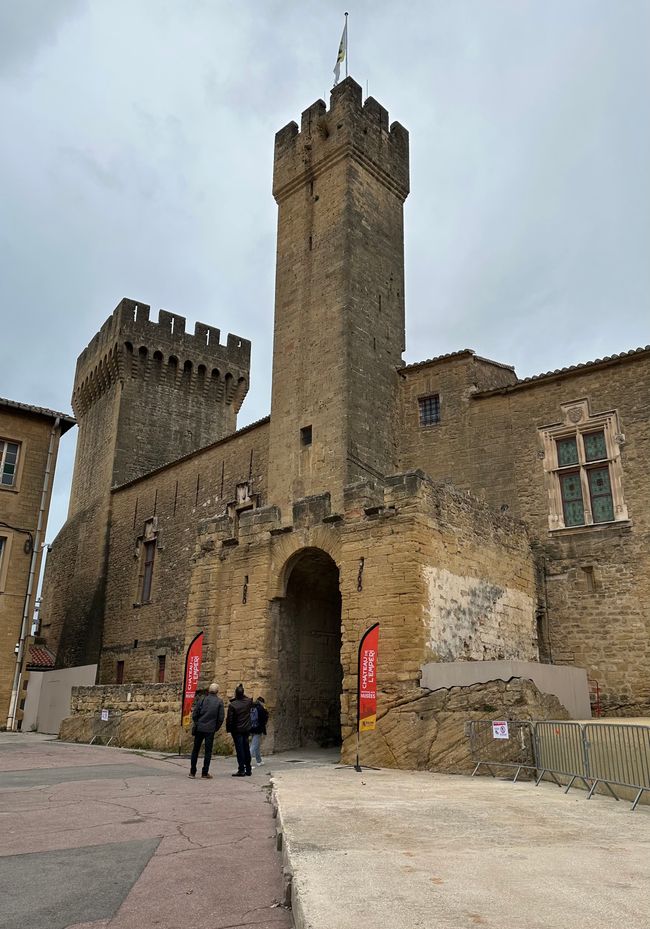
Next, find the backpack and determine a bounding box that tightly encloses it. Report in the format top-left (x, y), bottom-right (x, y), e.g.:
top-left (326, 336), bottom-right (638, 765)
top-left (250, 704), bottom-right (259, 730)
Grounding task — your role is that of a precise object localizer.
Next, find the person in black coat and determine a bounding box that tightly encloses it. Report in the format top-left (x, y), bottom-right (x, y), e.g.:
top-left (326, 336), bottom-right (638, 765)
top-left (226, 683), bottom-right (253, 777)
top-left (189, 683), bottom-right (224, 779)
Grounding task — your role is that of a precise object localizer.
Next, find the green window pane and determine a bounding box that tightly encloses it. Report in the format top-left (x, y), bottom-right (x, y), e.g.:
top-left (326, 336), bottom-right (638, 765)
top-left (560, 472), bottom-right (582, 501)
top-left (557, 437), bottom-right (579, 466)
top-left (584, 431), bottom-right (607, 462)
top-left (563, 499), bottom-right (585, 526)
top-left (560, 472), bottom-right (585, 526)
top-left (589, 467), bottom-right (614, 523)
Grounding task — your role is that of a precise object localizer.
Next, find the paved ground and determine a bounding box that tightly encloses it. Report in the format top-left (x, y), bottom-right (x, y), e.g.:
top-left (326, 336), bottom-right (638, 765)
top-left (272, 764), bottom-right (650, 929)
top-left (0, 733), bottom-right (292, 929)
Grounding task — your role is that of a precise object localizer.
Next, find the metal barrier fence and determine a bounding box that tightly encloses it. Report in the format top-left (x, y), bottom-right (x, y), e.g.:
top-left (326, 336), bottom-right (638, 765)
top-left (469, 720), bottom-right (650, 812)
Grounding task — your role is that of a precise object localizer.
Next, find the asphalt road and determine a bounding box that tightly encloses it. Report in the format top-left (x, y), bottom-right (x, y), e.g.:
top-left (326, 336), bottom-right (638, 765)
top-left (0, 733), bottom-right (292, 929)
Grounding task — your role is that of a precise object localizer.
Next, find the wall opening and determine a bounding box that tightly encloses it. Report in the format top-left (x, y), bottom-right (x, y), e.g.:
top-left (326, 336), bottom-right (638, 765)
top-left (274, 548), bottom-right (342, 751)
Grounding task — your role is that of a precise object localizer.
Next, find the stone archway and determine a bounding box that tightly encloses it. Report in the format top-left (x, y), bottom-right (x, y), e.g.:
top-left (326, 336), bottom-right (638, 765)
top-left (273, 548), bottom-right (343, 751)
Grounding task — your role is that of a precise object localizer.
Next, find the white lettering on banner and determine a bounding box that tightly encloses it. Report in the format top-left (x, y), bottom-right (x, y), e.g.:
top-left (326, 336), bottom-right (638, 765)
top-left (361, 649), bottom-right (376, 690)
top-left (492, 720), bottom-right (509, 740)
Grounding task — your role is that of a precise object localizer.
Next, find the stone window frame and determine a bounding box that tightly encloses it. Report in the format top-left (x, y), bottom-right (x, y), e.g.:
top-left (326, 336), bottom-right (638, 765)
top-left (133, 517), bottom-right (160, 606)
top-left (0, 530), bottom-right (13, 592)
top-left (539, 399), bottom-right (628, 532)
top-left (0, 436), bottom-right (25, 493)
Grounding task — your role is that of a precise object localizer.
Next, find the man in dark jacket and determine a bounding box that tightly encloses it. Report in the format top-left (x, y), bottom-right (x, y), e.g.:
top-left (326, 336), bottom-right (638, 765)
top-left (189, 682), bottom-right (224, 779)
top-left (226, 683), bottom-right (253, 777)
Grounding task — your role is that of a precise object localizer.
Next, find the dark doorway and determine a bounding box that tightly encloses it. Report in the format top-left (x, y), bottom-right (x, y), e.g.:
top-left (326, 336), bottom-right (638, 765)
top-left (274, 548), bottom-right (342, 751)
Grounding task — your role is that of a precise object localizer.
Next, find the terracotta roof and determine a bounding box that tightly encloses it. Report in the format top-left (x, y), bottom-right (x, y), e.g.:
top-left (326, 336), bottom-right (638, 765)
top-left (401, 349), bottom-right (515, 374)
top-left (475, 345), bottom-right (650, 396)
top-left (0, 397), bottom-right (76, 433)
top-left (28, 645), bottom-right (55, 669)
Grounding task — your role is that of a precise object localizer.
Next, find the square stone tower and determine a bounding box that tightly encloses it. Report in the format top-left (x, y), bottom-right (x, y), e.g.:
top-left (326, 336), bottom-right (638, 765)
top-left (268, 77), bottom-right (410, 516)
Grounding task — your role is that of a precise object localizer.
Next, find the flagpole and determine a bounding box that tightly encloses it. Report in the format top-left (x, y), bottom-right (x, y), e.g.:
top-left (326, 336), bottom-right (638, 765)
top-left (345, 12), bottom-right (349, 78)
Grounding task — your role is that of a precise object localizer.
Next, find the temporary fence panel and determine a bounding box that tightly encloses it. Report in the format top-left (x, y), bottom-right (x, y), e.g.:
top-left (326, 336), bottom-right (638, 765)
top-left (469, 719), bottom-right (650, 811)
top-left (469, 720), bottom-right (536, 781)
top-left (585, 723), bottom-right (650, 811)
top-left (534, 721), bottom-right (590, 790)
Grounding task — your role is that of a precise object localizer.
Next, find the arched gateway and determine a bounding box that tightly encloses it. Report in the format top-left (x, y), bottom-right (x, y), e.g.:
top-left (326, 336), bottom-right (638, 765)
top-left (272, 548), bottom-right (343, 752)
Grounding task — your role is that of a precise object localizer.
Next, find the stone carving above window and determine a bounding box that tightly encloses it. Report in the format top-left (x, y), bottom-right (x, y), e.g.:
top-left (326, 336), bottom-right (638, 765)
top-left (538, 399), bottom-right (628, 531)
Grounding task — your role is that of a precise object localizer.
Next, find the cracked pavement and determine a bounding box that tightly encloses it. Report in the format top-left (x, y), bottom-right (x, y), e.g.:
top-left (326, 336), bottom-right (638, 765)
top-left (0, 733), bottom-right (292, 929)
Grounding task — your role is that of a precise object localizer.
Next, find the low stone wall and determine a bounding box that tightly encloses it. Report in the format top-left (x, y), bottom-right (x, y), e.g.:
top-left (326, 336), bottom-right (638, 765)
top-left (70, 683), bottom-right (181, 714)
top-left (59, 683), bottom-right (233, 754)
top-left (340, 677), bottom-right (569, 773)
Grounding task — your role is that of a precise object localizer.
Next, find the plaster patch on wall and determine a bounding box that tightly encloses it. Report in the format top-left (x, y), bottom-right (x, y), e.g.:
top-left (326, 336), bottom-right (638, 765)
top-left (424, 566), bottom-right (536, 662)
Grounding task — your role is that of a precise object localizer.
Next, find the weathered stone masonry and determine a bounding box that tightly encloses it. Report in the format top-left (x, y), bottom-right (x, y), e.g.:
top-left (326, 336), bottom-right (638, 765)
top-left (49, 76), bottom-right (649, 759)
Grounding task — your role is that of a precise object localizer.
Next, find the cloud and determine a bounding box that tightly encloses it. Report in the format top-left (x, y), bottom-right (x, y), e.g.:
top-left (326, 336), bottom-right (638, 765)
top-left (0, 1), bottom-right (648, 541)
top-left (0, 0), bottom-right (86, 77)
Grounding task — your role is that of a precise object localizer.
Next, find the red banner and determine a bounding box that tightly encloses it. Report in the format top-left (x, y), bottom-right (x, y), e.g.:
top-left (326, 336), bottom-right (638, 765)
top-left (181, 632), bottom-right (204, 728)
top-left (357, 623), bottom-right (379, 732)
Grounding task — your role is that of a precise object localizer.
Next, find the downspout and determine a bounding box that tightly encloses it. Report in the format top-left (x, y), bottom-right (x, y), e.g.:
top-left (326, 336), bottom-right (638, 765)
top-left (6, 416), bottom-right (60, 730)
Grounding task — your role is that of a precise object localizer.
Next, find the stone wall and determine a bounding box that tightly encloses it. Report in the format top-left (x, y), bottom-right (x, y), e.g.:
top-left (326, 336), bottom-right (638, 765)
top-left (42, 296), bottom-right (252, 671)
top-left (0, 405), bottom-right (66, 721)
top-left (399, 349), bottom-right (650, 715)
top-left (99, 418), bottom-right (270, 685)
top-left (61, 683), bottom-right (188, 751)
top-left (268, 77), bottom-right (409, 518)
top-left (181, 468), bottom-right (536, 764)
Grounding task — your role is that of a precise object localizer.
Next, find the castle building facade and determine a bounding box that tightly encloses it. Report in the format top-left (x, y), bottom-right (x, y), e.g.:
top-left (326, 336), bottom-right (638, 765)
top-left (0, 398), bottom-right (75, 727)
top-left (41, 79), bottom-right (649, 757)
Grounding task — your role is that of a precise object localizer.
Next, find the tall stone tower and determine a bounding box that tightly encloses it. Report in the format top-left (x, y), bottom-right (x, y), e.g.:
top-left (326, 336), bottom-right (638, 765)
top-left (41, 298), bottom-right (250, 667)
top-left (268, 78), bottom-right (410, 516)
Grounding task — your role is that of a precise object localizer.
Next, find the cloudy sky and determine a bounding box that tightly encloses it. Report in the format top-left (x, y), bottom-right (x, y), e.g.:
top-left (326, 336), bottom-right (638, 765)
top-left (1, 0), bottom-right (649, 539)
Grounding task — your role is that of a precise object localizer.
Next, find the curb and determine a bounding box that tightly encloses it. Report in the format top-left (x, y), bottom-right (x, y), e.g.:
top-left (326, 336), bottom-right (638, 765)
top-left (270, 775), bottom-right (308, 929)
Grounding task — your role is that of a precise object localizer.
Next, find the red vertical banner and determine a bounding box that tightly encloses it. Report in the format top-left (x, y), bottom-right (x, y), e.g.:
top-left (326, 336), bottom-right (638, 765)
top-left (181, 632), bottom-right (204, 728)
top-left (357, 623), bottom-right (379, 732)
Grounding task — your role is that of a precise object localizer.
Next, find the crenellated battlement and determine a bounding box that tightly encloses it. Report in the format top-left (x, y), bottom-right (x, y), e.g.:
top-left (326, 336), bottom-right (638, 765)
top-left (72, 298), bottom-right (251, 418)
top-left (273, 76), bottom-right (409, 203)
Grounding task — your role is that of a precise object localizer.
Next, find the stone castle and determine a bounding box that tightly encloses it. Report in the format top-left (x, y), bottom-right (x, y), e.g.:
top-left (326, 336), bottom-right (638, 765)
top-left (41, 78), bottom-right (649, 759)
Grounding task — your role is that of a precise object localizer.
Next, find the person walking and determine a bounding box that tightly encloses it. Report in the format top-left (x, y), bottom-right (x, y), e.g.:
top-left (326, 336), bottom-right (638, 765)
top-left (226, 683), bottom-right (253, 777)
top-left (189, 683), bottom-right (224, 779)
top-left (250, 696), bottom-right (269, 767)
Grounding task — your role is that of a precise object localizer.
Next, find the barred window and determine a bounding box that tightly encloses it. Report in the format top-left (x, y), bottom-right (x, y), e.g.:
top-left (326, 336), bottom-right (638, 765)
top-left (0, 439), bottom-right (20, 487)
top-left (418, 394), bottom-right (440, 426)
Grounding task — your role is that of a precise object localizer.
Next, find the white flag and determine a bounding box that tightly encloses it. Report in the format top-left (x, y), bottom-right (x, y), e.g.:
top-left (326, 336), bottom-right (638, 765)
top-left (333, 20), bottom-right (347, 85)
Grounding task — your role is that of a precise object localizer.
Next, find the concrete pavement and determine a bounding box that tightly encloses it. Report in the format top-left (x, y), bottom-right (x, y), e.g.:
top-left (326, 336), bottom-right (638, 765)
top-left (272, 763), bottom-right (650, 929)
top-left (0, 733), bottom-right (291, 929)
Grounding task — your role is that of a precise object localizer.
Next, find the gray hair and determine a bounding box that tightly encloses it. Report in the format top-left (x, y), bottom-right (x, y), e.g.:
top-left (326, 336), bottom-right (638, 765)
top-left (208, 683), bottom-right (219, 694)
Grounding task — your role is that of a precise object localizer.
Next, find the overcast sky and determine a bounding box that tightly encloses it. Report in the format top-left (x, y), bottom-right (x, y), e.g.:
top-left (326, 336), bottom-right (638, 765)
top-left (1, 0), bottom-right (649, 540)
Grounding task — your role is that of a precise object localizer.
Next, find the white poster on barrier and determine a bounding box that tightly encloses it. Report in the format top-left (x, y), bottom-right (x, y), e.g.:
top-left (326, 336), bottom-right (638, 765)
top-left (492, 720), bottom-right (509, 740)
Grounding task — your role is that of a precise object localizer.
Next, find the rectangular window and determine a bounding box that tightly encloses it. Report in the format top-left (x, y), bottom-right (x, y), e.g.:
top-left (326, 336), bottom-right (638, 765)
top-left (541, 402), bottom-right (628, 531)
top-left (583, 430), bottom-right (607, 462)
top-left (157, 655), bottom-right (166, 683)
top-left (559, 471), bottom-right (585, 527)
top-left (116, 660), bottom-right (125, 684)
top-left (557, 436), bottom-right (579, 467)
top-left (140, 540), bottom-right (155, 602)
top-left (418, 394), bottom-right (440, 426)
top-left (0, 534), bottom-right (9, 592)
top-left (300, 425), bottom-right (312, 446)
top-left (588, 466), bottom-right (614, 523)
top-left (0, 439), bottom-right (20, 487)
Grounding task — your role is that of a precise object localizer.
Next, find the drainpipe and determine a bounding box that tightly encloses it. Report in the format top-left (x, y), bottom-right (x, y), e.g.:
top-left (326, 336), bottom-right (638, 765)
top-left (6, 416), bottom-right (60, 731)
